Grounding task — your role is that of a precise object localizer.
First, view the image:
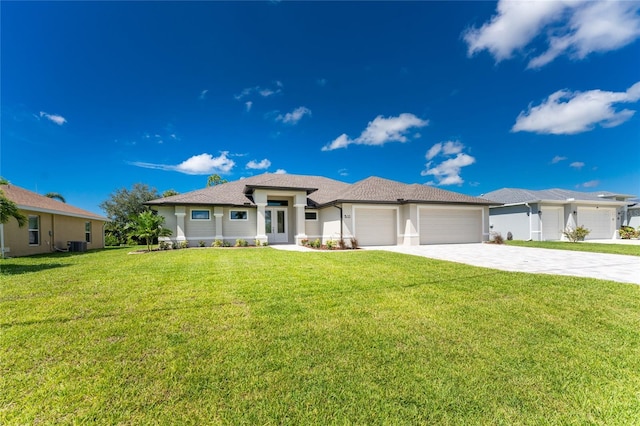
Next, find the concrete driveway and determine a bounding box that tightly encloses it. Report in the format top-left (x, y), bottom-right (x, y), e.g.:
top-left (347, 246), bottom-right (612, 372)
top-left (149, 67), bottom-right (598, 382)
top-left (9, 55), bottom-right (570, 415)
top-left (367, 244), bottom-right (640, 285)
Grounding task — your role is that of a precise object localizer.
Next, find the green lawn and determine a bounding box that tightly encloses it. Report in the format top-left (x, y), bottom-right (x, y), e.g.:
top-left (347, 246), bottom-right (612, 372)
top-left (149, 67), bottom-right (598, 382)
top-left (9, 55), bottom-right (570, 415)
top-left (507, 240), bottom-right (640, 256)
top-left (2, 247), bottom-right (639, 424)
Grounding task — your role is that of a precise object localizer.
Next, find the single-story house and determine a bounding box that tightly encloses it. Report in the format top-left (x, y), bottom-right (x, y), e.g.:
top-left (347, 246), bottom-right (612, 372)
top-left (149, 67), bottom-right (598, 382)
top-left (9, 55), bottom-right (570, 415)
top-left (483, 188), bottom-right (636, 241)
top-left (1, 184), bottom-right (108, 257)
top-left (146, 174), bottom-right (496, 247)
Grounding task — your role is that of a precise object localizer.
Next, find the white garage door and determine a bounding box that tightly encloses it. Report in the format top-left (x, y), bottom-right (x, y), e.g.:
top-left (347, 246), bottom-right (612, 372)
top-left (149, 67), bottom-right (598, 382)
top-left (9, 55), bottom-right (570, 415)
top-left (355, 208), bottom-right (397, 246)
top-left (420, 208), bottom-right (482, 244)
top-left (577, 207), bottom-right (615, 240)
top-left (541, 207), bottom-right (563, 241)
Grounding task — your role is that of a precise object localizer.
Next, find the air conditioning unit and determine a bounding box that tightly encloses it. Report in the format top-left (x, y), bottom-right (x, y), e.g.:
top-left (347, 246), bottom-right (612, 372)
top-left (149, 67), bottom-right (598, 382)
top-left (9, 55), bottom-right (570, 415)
top-left (68, 241), bottom-right (87, 252)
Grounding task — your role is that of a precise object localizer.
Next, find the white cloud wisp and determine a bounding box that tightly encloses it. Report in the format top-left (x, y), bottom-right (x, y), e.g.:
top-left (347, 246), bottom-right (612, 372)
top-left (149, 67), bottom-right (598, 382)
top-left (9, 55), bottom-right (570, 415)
top-left (130, 152), bottom-right (236, 175)
top-left (421, 141), bottom-right (475, 186)
top-left (323, 113), bottom-right (428, 151)
top-left (39, 111), bottom-right (67, 125)
top-left (512, 81), bottom-right (640, 134)
top-left (246, 158), bottom-right (272, 170)
top-left (276, 106), bottom-right (311, 125)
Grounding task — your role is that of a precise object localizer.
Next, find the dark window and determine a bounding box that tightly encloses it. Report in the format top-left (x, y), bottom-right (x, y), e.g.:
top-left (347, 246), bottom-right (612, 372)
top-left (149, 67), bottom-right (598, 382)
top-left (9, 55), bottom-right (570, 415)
top-left (230, 210), bottom-right (248, 220)
top-left (305, 211), bottom-right (318, 220)
top-left (28, 216), bottom-right (40, 245)
top-left (85, 222), bottom-right (92, 243)
top-left (267, 200), bottom-right (288, 206)
top-left (191, 210), bottom-right (210, 220)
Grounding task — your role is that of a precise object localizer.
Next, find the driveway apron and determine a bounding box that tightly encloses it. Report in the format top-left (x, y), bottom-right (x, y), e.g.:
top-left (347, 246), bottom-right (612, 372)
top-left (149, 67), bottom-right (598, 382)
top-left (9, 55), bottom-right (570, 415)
top-left (368, 244), bottom-right (640, 285)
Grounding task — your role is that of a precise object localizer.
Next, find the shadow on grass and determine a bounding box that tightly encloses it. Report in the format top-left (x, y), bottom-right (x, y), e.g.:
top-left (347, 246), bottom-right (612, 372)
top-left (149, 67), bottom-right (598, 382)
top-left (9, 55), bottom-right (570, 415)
top-left (0, 262), bottom-right (69, 275)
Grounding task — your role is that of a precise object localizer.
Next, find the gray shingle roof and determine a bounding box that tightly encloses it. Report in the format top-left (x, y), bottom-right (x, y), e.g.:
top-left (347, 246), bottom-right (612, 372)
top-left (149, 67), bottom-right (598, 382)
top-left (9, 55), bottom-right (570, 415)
top-left (483, 188), bottom-right (634, 205)
top-left (147, 174), bottom-right (494, 207)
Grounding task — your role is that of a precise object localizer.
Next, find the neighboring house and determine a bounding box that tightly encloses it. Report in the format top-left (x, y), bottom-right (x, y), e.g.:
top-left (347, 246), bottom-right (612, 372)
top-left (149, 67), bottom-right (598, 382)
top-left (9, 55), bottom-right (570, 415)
top-left (483, 188), bottom-right (636, 241)
top-left (627, 201), bottom-right (640, 228)
top-left (0, 184), bottom-right (107, 257)
top-left (146, 174), bottom-right (496, 247)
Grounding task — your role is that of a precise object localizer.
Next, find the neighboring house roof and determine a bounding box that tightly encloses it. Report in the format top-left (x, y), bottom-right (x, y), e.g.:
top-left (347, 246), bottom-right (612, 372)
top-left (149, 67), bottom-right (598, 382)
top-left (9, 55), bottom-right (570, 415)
top-left (147, 173), bottom-right (495, 207)
top-left (483, 188), bottom-right (633, 206)
top-left (1, 184), bottom-right (107, 221)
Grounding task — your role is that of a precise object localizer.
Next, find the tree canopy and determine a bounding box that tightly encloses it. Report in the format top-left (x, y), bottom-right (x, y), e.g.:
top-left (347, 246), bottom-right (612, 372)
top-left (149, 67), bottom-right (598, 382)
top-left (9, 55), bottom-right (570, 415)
top-left (100, 184), bottom-right (160, 244)
top-left (45, 192), bottom-right (66, 203)
top-left (128, 211), bottom-right (172, 252)
top-left (206, 174), bottom-right (228, 187)
top-left (0, 190), bottom-right (27, 227)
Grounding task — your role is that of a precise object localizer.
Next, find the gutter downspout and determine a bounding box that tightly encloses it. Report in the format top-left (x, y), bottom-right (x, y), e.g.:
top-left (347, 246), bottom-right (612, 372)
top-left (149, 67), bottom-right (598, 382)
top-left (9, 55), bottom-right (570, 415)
top-left (525, 203), bottom-right (532, 241)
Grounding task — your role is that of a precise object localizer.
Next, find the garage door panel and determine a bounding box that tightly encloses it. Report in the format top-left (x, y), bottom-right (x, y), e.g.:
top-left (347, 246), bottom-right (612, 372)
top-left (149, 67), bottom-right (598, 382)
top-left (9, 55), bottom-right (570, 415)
top-left (577, 207), bottom-right (615, 240)
top-left (420, 209), bottom-right (482, 244)
top-left (541, 208), bottom-right (562, 241)
top-left (356, 209), bottom-right (396, 246)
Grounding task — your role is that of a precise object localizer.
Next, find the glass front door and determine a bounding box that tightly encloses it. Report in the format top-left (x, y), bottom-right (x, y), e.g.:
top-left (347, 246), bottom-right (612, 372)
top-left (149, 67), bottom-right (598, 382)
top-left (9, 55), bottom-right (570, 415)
top-left (265, 208), bottom-right (288, 243)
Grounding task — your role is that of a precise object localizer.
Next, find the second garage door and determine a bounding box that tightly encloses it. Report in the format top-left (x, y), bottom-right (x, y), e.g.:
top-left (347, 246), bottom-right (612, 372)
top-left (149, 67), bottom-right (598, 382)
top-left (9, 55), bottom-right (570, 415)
top-left (577, 207), bottom-right (615, 240)
top-left (420, 208), bottom-right (482, 244)
top-left (355, 208), bottom-right (397, 246)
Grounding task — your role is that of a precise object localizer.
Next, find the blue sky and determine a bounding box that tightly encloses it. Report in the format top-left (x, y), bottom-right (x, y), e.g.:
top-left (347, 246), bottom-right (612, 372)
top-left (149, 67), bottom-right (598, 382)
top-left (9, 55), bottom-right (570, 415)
top-left (2, 1), bottom-right (639, 214)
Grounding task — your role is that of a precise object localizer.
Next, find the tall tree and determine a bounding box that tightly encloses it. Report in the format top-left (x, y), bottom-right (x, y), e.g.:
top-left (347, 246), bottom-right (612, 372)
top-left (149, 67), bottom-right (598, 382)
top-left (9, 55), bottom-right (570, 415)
top-left (100, 184), bottom-right (159, 244)
top-left (206, 174), bottom-right (228, 187)
top-left (45, 192), bottom-right (66, 203)
top-left (162, 189), bottom-right (179, 197)
top-left (129, 211), bottom-right (172, 252)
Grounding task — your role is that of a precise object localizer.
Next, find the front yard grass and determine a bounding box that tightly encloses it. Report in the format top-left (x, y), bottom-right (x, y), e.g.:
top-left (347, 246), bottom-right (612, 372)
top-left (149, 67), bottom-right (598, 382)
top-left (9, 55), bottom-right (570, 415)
top-left (507, 240), bottom-right (640, 256)
top-left (1, 247), bottom-right (639, 424)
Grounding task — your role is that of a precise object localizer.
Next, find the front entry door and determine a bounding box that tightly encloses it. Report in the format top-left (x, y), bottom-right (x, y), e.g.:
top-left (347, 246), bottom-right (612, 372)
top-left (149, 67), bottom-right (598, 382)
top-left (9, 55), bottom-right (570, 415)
top-left (265, 208), bottom-right (288, 243)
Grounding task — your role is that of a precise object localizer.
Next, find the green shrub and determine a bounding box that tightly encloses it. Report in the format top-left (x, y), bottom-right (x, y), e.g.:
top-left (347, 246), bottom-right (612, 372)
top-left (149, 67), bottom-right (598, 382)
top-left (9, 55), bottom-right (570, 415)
top-left (619, 226), bottom-right (639, 239)
top-left (159, 241), bottom-right (172, 250)
top-left (178, 240), bottom-right (189, 249)
top-left (254, 239), bottom-right (261, 247)
top-left (326, 240), bottom-right (335, 249)
top-left (104, 234), bottom-right (120, 246)
top-left (300, 239), bottom-right (309, 247)
top-left (563, 225), bottom-right (590, 242)
top-left (212, 239), bottom-right (223, 247)
top-left (310, 239), bottom-right (322, 249)
top-left (235, 239), bottom-right (248, 247)
top-left (198, 240), bottom-right (206, 247)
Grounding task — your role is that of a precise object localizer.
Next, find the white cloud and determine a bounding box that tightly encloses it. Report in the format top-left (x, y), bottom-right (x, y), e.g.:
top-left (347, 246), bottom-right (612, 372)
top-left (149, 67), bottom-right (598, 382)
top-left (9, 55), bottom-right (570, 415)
top-left (570, 161), bottom-right (585, 169)
top-left (276, 106), bottom-right (311, 125)
top-left (234, 82), bottom-right (283, 100)
top-left (581, 180), bottom-right (600, 188)
top-left (245, 101), bottom-right (253, 112)
top-left (246, 158), bottom-right (271, 170)
top-left (421, 141), bottom-right (475, 186)
top-left (199, 89), bottom-right (208, 100)
top-left (551, 155), bottom-right (567, 164)
top-left (323, 113), bottom-right (428, 151)
top-left (338, 168), bottom-right (349, 176)
top-left (512, 81), bottom-right (640, 134)
top-left (39, 111), bottom-right (67, 125)
top-left (464, 0), bottom-right (640, 68)
top-left (130, 152), bottom-right (235, 175)
top-left (274, 169), bottom-right (287, 174)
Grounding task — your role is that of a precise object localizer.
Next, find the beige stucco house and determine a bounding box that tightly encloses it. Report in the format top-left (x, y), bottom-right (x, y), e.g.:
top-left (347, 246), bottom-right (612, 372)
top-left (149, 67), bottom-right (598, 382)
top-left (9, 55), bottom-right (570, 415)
top-left (1, 184), bottom-right (107, 257)
top-left (147, 173), bottom-right (496, 247)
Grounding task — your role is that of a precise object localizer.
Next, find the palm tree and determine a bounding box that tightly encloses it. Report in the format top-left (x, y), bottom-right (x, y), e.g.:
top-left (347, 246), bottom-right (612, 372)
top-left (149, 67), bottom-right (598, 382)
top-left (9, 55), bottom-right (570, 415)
top-left (0, 190), bottom-right (27, 227)
top-left (129, 211), bottom-right (172, 251)
top-left (45, 192), bottom-right (66, 203)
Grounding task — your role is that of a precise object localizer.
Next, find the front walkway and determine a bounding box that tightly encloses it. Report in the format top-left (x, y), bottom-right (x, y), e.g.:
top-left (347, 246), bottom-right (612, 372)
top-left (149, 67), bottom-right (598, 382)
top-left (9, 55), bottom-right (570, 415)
top-left (366, 243), bottom-right (640, 285)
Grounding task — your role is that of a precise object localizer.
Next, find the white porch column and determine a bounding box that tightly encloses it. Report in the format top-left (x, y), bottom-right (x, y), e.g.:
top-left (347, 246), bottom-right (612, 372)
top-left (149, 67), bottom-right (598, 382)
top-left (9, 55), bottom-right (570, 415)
top-left (403, 204), bottom-right (419, 246)
top-left (175, 206), bottom-right (186, 242)
top-left (294, 194), bottom-right (307, 245)
top-left (213, 206), bottom-right (224, 241)
top-left (255, 203), bottom-right (267, 244)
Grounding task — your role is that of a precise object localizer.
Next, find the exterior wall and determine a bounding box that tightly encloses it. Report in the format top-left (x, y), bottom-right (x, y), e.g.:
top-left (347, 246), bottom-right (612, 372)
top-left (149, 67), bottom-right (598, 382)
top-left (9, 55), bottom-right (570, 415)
top-left (304, 209), bottom-right (321, 239)
top-left (1, 209), bottom-right (105, 257)
top-left (489, 205), bottom-right (534, 241)
top-left (221, 206), bottom-right (257, 242)
top-left (320, 206), bottom-right (342, 243)
top-left (184, 206), bottom-right (217, 245)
